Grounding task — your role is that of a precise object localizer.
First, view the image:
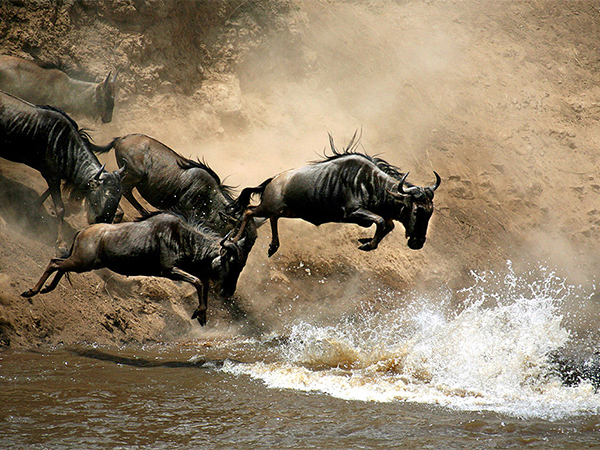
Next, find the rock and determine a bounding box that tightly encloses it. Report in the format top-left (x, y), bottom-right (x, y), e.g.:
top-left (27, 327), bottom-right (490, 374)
top-left (193, 74), bottom-right (243, 117)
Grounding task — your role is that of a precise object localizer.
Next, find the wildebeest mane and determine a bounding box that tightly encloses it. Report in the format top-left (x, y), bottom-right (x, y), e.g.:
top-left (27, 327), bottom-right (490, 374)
top-left (33, 57), bottom-right (95, 82)
top-left (28, 104), bottom-right (103, 200)
top-left (134, 209), bottom-right (198, 229)
top-left (131, 210), bottom-right (225, 264)
top-left (34, 57), bottom-right (72, 72)
top-left (133, 210), bottom-right (221, 239)
top-left (134, 210), bottom-right (179, 222)
top-left (177, 157), bottom-right (237, 199)
top-left (36, 103), bottom-right (95, 145)
top-left (0, 96), bottom-right (104, 206)
top-left (315, 131), bottom-right (413, 187)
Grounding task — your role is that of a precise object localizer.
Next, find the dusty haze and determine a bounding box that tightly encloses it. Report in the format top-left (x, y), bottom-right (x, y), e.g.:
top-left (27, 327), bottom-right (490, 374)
top-left (1, 0), bottom-right (600, 347)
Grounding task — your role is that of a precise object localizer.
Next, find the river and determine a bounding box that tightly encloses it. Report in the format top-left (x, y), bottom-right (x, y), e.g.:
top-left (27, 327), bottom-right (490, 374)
top-left (2, 264), bottom-right (600, 449)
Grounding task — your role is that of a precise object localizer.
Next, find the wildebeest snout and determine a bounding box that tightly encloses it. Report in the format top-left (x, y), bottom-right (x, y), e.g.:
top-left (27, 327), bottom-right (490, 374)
top-left (407, 236), bottom-right (425, 250)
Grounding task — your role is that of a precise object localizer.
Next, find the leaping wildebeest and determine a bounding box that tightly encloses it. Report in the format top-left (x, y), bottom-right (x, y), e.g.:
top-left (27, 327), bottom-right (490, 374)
top-left (0, 90), bottom-right (123, 252)
top-left (233, 133), bottom-right (441, 256)
top-left (94, 133), bottom-right (246, 233)
top-left (21, 212), bottom-right (257, 326)
top-left (0, 55), bottom-right (118, 123)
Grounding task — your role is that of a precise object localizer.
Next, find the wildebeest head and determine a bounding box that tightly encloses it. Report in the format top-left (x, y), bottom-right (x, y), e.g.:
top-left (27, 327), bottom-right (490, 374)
top-left (214, 221), bottom-right (258, 298)
top-left (388, 172), bottom-right (441, 250)
top-left (95, 71), bottom-right (118, 123)
top-left (85, 165), bottom-right (124, 224)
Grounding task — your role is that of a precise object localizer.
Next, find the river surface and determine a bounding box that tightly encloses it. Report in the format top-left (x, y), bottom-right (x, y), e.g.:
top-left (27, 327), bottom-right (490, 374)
top-left (2, 264), bottom-right (600, 449)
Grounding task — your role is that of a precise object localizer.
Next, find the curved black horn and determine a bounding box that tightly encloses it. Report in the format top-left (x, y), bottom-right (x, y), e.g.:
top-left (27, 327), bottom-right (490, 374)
top-left (221, 235), bottom-right (243, 259)
top-left (94, 164), bottom-right (106, 180)
top-left (111, 68), bottom-right (120, 83)
top-left (220, 230), bottom-right (235, 246)
top-left (428, 171), bottom-right (441, 192)
top-left (397, 172), bottom-right (410, 194)
top-left (115, 161), bottom-right (127, 177)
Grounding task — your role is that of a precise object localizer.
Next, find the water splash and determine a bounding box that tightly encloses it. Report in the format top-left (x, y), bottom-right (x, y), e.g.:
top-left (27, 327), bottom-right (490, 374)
top-left (222, 263), bottom-right (600, 420)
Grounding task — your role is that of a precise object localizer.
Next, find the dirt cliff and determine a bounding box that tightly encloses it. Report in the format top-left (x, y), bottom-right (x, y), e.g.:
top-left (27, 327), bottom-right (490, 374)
top-left (1, 0), bottom-right (600, 348)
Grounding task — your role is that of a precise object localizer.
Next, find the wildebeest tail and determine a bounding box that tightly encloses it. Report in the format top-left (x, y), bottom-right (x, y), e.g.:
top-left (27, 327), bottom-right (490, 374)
top-left (90, 137), bottom-right (119, 154)
top-left (229, 177), bottom-right (274, 214)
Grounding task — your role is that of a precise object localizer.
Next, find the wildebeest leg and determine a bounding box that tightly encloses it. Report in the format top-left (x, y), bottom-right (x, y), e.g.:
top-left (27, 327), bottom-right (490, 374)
top-left (21, 258), bottom-right (64, 297)
top-left (347, 208), bottom-right (392, 251)
top-left (165, 268), bottom-right (209, 326)
top-left (363, 218), bottom-right (394, 249)
top-left (119, 171), bottom-right (149, 217)
top-left (232, 206), bottom-right (257, 243)
top-left (40, 270), bottom-right (67, 294)
top-left (37, 188), bottom-right (51, 209)
top-left (113, 205), bottom-right (124, 223)
top-left (47, 181), bottom-right (68, 256)
top-left (123, 190), bottom-right (150, 217)
top-left (268, 216), bottom-right (281, 257)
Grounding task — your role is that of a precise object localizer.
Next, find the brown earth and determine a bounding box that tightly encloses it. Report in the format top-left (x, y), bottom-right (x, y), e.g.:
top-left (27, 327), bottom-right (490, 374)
top-left (1, 0), bottom-right (600, 348)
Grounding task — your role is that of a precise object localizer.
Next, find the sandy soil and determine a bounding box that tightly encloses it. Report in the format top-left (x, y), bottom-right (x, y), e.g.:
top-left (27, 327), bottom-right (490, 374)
top-left (1, 0), bottom-right (600, 348)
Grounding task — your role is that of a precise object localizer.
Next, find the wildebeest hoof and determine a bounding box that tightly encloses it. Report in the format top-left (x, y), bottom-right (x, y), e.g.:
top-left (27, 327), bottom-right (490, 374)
top-left (358, 241), bottom-right (377, 251)
top-left (358, 238), bottom-right (371, 245)
top-left (192, 309), bottom-right (207, 326)
top-left (267, 244), bottom-right (279, 258)
top-left (21, 289), bottom-right (36, 298)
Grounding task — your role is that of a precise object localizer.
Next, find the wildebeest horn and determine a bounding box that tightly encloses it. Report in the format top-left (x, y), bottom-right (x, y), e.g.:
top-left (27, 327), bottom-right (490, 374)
top-left (397, 172), bottom-right (410, 194)
top-left (221, 234), bottom-right (243, 260)
top-left (428, 171), bottom-right (441, 192)
top-left (94, 164), bottom-right (106, 180)
top-left (386, 172), bottom-right (410, 199)
top-left (115, 162), bottom-right (126, 177)
top-left (111, 68), bottom-right (120, 83)
top-left (220, 230), bottom-right (235, 246)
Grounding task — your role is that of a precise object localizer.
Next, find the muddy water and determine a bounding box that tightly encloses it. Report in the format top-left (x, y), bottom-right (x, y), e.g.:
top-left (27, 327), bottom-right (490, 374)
top-left (2, 265), bottom-right (600, 449)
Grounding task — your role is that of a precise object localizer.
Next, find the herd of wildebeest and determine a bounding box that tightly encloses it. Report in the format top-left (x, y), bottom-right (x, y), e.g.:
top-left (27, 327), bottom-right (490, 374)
top-left (0, 55), bottom-right (441, 326)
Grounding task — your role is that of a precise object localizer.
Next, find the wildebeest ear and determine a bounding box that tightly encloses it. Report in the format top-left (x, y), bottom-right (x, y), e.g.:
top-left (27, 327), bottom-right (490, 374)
top-left (387, 187), bottom-right (408, 200)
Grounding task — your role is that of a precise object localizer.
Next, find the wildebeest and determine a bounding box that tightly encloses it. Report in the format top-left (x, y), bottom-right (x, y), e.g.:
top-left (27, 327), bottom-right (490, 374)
top-left (0, 55), bottom-right (118, 123)
top-left (21, 212), bottom-right (257, 326)
top-left (233, 133), bottom-right (440, 256)
top-left (0, 90), bottom-right (123, 252)
top-left (94, 133), bottom-right (243, 233)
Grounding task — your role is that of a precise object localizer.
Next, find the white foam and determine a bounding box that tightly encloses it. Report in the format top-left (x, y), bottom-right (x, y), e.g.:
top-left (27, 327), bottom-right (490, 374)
top-left (221, 263), bottom-right (600, 420)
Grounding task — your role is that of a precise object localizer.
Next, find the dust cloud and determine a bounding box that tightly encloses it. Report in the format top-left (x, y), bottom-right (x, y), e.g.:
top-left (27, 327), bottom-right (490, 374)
top-left (2, 0), bottom-right (600, 346)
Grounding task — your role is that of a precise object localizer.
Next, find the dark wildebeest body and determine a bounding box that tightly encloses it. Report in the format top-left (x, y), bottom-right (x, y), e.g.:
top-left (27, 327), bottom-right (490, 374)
top-left (234, 135), bottom-right (440, 256)
top-left (95, 134), bottom-right (240, 234)
top-left (0, 55), bottom-right (117, 123)
top-left (21, 212), bottom-right (255, 326)
top-left (0, 90), bottom-right (123, 252)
